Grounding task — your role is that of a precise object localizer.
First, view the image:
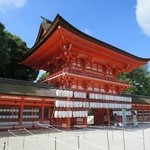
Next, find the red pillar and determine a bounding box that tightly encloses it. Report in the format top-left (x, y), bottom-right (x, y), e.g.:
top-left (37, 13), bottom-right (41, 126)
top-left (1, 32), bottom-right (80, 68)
top-left (49, 107), bottom-right (54, 125)
top-left (142, 105), bottom-right (144, 122)
top-left (83, 117), bottom-right (87, 127)
top-left (41, 99), bottom-right (45, 125)
top-left (66, 95), bottom-right (71, 129)
top-left (106, 108), bottom-right (110, 126)
top-left (66, 118), bottom-right (71, 129)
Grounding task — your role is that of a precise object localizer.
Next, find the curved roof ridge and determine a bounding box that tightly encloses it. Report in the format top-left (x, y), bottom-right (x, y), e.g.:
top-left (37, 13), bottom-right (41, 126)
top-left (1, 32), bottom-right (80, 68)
top-left (56, 14), bottom-right (150, 62)
top-left (19, 14), bottom-right (150, 63)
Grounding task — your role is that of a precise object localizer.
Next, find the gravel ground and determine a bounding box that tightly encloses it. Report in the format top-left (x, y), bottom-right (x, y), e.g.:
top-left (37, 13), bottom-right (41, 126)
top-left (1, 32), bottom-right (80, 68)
top-left (0, 124), bottom-right (150, 150)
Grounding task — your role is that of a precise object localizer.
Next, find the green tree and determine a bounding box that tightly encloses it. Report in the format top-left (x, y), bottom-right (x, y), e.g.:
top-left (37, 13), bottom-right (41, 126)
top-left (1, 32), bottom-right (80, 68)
top-left (38, 72), bottom-right (49, 81)
top-left (118, 65), bottom-right (150, 96)
top-left (0, 22), bottom-right (38, 81)
top-left (0, 22), bottom-right (9, 70)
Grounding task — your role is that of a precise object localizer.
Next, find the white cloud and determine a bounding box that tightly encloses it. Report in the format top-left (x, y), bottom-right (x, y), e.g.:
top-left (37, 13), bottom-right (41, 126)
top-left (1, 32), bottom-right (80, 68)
top-left (136, 0), bottom-right (150, 37)
top-left (0, 0), bottom-right (26, 11)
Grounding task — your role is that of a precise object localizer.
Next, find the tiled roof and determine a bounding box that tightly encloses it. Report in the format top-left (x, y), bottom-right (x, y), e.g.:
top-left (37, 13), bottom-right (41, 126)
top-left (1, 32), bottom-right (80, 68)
top-left (20, 14), bottom-right (150, 63)
top-left (0, 77), bottom-right (56, 97)
top-left (122, 94), bottom-right (150, 104)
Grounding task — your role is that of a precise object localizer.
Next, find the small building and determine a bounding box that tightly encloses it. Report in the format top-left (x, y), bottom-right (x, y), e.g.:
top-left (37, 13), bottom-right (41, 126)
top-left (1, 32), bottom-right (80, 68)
top-left (0, 14), bottom-right (150, 130)
top-left (0, 77), bottom-right (57, 130)
top-left (127, 94), bottom-right (150, 123)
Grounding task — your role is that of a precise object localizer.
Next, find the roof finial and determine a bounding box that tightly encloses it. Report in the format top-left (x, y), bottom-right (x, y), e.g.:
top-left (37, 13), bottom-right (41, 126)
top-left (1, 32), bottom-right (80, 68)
top-left (41, 16), bottom-right (52, 24)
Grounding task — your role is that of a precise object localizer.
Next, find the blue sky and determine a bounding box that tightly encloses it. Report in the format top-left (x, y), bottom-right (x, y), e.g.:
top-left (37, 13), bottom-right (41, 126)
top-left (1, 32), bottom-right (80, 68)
top-left (0, 0), bottom-right (150, 73)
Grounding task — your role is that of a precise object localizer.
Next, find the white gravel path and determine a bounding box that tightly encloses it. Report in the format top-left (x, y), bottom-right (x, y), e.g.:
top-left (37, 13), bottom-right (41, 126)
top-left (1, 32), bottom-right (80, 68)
top-left (0, 124), bottom-right (150, 150)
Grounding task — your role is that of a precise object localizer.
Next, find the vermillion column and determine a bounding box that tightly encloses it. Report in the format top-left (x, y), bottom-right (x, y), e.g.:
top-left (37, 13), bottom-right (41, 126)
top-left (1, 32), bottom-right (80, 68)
top-left (49, 107), bottom-right (54, 125)
top-left (83, 117), bottom-right (87, 127)
top-left (106, 108), bottom-right (110, 126)
top-left (41, 98), bottom-right (45, 125)
top-left (66, 94), bottom-right (71, 129)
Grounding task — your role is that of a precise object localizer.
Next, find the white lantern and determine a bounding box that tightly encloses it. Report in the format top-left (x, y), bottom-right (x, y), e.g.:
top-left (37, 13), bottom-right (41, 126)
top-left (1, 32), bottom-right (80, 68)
top-left (69, 101), bottom-right (73, 108)
top-left (62, 111), bottom-right (65, 118)
top-left (69, 91), bottom-right (73, 97)
top-left (76, 111), bottom-right (79, 117)
top-left (56, 89), bottom-right (59, 96)
top-left (58, 111), bottom-right (61, 118)
top-left (55, 100), bottom-right (59, 107)
top-left (86, 102), bottom-right (89, 108)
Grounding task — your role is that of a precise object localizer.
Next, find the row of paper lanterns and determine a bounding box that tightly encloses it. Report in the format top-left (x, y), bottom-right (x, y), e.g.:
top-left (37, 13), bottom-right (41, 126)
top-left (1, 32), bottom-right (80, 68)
top-left (0, 122), bottom-right (18, 126)
top-left (56, 90), bottom-right (73, 97)
top-left (0, 115), bottom-right (18, 119)
top-left (55, 89), bottom-right (132, 102)
top-left (0, 115), bottom-right (39, 119)
top-left (0, 108), bottom-right (40, 113)
top-left (54, 111), bottom-right (88, 118)
top-left (0, 121), bottom-right (38, 126)
top-left (55, 100), bottom-right (131, 109)
top-left (22, 121), bottom-right (34, 125)
top-left (56, 90), bottom-right (87, 98)
top-left (23, 109), bottom-right (39, 113)
top-left (89, 93), bottom-right (132, 102)
top-left (23, 115), bottom-right (39, 119)
top-left (74, 91), bottom-right (87, 98)
top-left (55, 100), bottom-right (89, 108)
top-left (113, 111), bottom-right (132, 116)
top-left (0, 108), bottom-right (19, 112)
top-left (89, 103), bottom-right (131, 109)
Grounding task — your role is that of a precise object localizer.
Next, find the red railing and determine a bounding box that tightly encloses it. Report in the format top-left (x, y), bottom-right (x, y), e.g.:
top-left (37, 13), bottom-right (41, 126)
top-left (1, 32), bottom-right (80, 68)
top-left (42, 69), bottom-right (129, 85)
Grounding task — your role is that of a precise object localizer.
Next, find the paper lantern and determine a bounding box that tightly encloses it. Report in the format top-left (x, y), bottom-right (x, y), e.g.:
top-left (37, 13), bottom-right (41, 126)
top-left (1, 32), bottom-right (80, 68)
top-left (69, 101), bottom-right (73, 108)
top-left (55, 100), bottom-right (59, 107)
top-left (56, 89), bottom-right (59, 96)
top-left (69, 91), bottom-right (73, 97)
top-left (73, 111), bottom-right (76, 117)
top-left (62, 111), bottom-right (65, 118)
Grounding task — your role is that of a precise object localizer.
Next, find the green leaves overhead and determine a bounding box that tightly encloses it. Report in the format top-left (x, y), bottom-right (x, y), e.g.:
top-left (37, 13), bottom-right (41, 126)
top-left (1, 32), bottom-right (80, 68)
top-left (0, 22), bottom-right (38, 81)
top-left (118, 65), bottom-right (150, 96)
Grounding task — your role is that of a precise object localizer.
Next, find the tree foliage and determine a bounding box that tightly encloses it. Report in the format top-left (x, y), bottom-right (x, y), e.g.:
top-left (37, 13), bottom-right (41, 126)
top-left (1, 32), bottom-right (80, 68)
top-left (0, 22), bottom-right (38, 81)
top-left (118, 65), bottom-right (150, 96)
top-left (38, 72), bottom-right (49, 81)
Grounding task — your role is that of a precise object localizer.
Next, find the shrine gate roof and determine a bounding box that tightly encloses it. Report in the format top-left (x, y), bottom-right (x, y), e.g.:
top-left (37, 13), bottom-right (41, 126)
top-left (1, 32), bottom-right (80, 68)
top-left (19, 14), bottom-right (150, 71)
